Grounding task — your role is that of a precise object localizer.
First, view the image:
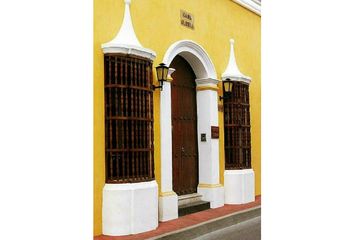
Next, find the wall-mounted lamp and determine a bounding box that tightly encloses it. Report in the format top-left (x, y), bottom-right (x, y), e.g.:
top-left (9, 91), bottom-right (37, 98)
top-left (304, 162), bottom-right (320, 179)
top-left (219, 78), bottom-right (234, 101)
top-left (153, 63), bottom-right (169, 91)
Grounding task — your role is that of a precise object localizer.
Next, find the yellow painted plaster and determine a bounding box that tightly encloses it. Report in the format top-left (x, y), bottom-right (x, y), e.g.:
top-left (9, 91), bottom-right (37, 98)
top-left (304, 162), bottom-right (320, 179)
top-left (94, 0), bottom-right (260, 235)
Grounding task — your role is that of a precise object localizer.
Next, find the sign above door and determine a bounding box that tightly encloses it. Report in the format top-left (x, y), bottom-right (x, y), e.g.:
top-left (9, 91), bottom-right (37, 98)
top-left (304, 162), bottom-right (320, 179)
top-left (180, 10), bottom-right (194, 30)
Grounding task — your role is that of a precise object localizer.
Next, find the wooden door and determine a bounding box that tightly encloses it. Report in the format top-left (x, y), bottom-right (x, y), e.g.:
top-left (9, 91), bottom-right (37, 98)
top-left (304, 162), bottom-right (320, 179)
top-left (171, 55), bottom-right (199, 196)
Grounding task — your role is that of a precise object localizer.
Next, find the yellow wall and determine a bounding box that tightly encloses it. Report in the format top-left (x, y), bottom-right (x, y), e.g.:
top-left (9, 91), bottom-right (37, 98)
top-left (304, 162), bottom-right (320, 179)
top-left (94, 0), bottom-right (260, 236)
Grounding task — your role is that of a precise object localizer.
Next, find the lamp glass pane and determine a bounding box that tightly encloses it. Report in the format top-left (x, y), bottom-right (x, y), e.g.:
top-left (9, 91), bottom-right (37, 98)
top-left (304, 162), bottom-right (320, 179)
top-left (156, 66), bottom-right (163, 81)
top-left (224, 81), bottom-right (233, 93)
top-left (162, 66), bottom-right (169, 81)
top-left (229, 81), bottom-right (234, 92)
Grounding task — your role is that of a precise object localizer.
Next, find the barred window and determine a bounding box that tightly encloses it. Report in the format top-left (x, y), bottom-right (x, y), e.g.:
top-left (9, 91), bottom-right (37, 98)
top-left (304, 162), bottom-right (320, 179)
top-left (104, 54), bottom-right (154, 183)
top-left (224, 82), bottom-right (251, 169)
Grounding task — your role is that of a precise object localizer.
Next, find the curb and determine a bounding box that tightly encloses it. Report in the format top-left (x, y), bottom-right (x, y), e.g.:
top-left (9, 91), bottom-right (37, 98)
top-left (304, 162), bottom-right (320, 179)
top-left (148, 205), bottom-right (261, 240)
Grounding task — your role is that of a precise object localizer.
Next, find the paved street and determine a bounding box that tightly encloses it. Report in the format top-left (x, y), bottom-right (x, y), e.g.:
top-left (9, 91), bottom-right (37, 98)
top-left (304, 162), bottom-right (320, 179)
top-left (194, 216), bottom-right (261, 240)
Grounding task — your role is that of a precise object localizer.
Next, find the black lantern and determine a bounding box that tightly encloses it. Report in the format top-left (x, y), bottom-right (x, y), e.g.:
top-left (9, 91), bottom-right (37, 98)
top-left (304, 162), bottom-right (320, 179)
top-left (220, 78), bottom-right (234, 101)
top-left (153, 63), bottom-right (169, 90)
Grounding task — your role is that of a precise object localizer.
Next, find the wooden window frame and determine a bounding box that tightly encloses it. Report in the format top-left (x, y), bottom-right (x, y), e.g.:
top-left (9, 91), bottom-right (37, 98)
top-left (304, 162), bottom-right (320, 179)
top-left (223, 81), bottom-right (252, 169)
top-left (104, 53), bottom-right (155, 183)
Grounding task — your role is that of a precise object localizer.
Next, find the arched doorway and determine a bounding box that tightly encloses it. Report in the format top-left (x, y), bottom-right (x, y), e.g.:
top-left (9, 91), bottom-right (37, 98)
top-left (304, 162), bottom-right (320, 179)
top-left (170, 55), bottom-right (199, 196)
top-left (158, 40), bottom-right (224, 222)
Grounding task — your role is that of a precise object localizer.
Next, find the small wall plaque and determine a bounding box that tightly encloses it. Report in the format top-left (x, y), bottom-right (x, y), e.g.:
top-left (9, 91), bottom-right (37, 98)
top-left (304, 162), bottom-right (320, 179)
top-left (180, 10), bottom-right (194, 30)
top-left (201, 133), bottom-right (206, 142)
top-left (211, 126), bottom-right (219, 139)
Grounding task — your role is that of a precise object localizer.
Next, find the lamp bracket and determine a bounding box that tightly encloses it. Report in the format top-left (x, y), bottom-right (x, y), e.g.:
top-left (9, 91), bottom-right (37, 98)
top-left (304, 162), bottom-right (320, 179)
top-left (219, 94), bottom-right (231, 101)
top-left (152, 85), bottom-right (163, 91)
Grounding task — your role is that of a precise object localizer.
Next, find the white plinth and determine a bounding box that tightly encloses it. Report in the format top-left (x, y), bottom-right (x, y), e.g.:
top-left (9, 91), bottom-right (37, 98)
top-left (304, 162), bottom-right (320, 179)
top-left (224, 169), bottom-right (255, 204)
top-left (158, 192), bottom-right (178, 222)
top-left (198, 185), bottom-right (225, 208)
top-left (102, 181), bottom-right (158, 236)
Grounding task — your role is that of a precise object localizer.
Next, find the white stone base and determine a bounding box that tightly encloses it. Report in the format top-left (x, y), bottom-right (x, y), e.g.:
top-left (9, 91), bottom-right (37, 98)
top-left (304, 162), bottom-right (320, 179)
top-left (158, 192), bottom-right (178, 222)
top-left (224, 169), bottom-right (255, 204)
top-left (102, 181), bottom-right (158, 236)
top-left (197, 185), bottom-right (225, 208)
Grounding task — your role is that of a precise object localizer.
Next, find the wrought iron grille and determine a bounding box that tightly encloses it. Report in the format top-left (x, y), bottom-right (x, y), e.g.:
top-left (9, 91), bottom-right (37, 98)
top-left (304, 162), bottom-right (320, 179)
top-left (104, 54), bottom-right (154, 183)
top-left (223, 82), bottom-right (251, 169)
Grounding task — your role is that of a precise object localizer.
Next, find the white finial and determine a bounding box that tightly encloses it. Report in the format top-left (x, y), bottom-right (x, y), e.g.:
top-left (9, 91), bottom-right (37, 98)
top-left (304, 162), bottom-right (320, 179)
top-left (222, 38), bottom-right (251, 83)
top-left (101, 0), bottom-right (156, 60)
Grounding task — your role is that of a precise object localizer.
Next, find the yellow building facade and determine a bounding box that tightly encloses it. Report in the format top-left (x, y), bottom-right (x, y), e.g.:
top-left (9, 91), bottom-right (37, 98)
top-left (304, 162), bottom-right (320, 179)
top-left (94, 0), bottom-right (260, 236)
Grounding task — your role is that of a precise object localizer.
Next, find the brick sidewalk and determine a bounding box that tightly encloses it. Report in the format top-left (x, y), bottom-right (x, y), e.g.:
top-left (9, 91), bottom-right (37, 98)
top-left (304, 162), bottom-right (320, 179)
top-left (95, 195), bottom-right (261, 240)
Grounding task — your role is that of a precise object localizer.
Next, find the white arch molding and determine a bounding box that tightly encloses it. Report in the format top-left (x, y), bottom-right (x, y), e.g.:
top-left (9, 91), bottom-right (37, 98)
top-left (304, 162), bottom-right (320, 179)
top-left (159, 40), bottom-right (224, 222)
top-left (162, 40), bottom-right (217, 79)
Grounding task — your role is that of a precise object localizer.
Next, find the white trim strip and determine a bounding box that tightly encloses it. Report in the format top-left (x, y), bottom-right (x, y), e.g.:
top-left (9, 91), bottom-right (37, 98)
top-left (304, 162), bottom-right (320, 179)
top-left (233, 0), bottom-right (261, 16)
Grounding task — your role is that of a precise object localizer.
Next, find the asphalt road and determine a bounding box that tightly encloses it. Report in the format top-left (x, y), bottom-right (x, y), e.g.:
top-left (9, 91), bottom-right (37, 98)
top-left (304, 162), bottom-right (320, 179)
top-left (193, 216), bottom-right (261, 240)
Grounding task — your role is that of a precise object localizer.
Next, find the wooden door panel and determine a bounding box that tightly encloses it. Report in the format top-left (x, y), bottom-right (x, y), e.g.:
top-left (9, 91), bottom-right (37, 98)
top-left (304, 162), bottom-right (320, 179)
top-left (171, 56), bottom-right (198, 196)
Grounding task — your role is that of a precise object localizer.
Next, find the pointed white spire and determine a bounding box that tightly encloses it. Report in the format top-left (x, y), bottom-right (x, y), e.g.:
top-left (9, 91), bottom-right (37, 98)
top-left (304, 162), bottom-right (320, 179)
top-left (101, 0), bottom-right (156, 60)
top-left (110, 0), bottom-right (142, 47)
top-left (222, 39), bottom-right (251, 84)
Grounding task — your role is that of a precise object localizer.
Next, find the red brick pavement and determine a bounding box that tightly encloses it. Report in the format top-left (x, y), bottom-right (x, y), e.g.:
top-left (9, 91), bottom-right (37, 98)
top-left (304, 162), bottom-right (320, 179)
top-left (95, 195), bottom-right (261, 240)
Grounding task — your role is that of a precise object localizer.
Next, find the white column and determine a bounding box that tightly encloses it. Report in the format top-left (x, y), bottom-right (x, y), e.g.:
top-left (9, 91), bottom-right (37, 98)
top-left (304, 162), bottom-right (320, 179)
top-left (196, 78), bottom-right (224, 209)
top-left (222, 38), bottom-right (254, 205)
top-left (101, 0), bottom-right (158, 235)
top-left (158, 69), bottom-right (178, 221)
